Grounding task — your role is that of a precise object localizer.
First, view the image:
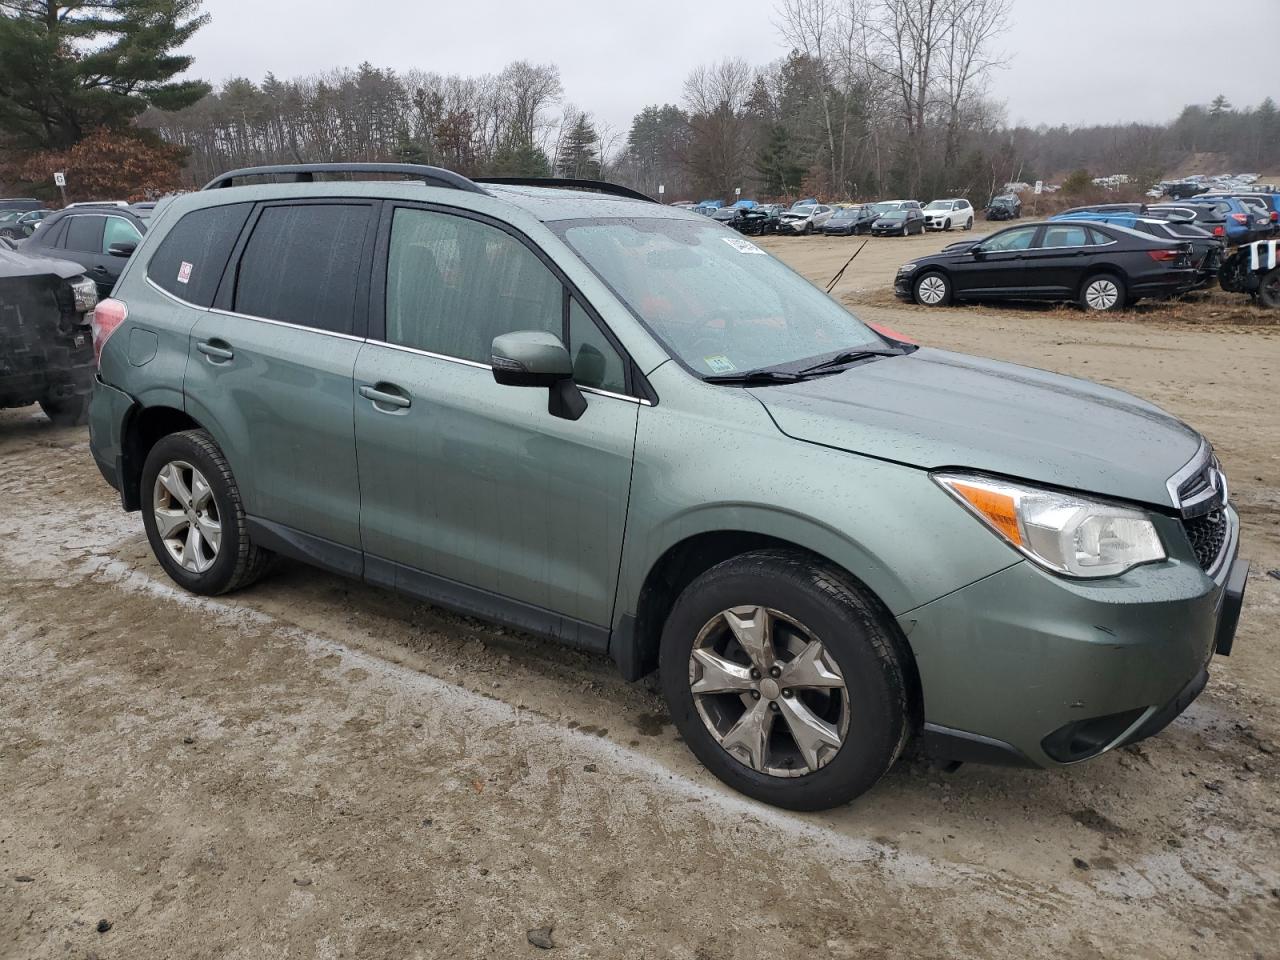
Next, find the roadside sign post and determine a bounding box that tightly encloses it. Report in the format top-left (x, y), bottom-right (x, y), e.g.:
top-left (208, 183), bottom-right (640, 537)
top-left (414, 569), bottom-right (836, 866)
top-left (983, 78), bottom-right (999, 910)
top-left (54, 171), bottom-right (67, 206)
top-left (735, 186), bottom-right (741, 198)
top-left (1032, 179), bottom-right (1043, 215)
top-left (658, 184), bottom-right (665, 202)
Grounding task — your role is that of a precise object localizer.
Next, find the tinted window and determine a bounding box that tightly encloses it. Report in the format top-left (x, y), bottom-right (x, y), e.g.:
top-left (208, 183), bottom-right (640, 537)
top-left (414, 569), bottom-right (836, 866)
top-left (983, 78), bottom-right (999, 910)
top-left (64, 215), bottom-right (104, 253)
top-left (1087, 227), bottom-right (1112, 245)
top-left (235, 204), bottom-right (372, 334)
top-left (148, 203), bottom-right (252, 307)
top-left (1041, 225), bottom-right (1089, 248)
top-left (568, 298), bottom-right (626, 393)
top-left (980, 226), bottom-right (1037, 251)
top-left (101, 216), bottom-right (142, 253)
top-left (385, 207), bottom-right (561, 363)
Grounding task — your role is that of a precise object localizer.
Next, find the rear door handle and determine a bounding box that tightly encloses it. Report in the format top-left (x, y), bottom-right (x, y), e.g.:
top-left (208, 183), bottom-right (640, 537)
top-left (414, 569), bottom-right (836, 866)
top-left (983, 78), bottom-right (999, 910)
top-left (359, 383), bottom-right (411, 410)
top-left (196, 340), bottom-right (234, 362)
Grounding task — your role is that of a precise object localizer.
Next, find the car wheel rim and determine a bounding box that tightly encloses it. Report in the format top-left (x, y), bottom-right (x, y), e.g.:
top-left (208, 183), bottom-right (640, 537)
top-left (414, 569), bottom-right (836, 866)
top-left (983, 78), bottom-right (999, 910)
top-left (918, 276), bottom-right (947, 304)
top-left (1085, 279), bottom-right (1119, 310)
top-left (688, 605), bottom-right (849, 778)
top-left (153, 460), bottom-right (221, 574)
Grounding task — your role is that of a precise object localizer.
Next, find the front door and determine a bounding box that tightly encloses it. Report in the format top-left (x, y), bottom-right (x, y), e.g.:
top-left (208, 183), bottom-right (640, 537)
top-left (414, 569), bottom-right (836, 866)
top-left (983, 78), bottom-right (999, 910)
top-left (957, 224), bottom-right (1040, 297)
top-left (353, 204), bottom-right (639, 637)
top-left (184, 200), bottom-right (377, 551)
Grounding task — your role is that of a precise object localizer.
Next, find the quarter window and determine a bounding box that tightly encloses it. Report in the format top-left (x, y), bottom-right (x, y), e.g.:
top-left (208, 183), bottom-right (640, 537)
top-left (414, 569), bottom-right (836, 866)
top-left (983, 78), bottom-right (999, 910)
top-left (234, 204), bottom-right (372, 334)
top-left (568, 298), bottom-right (626, 393)
top-left (385, 207), bottom-right (561, 363)
top-left (147, 203), bottom-right (252, 307)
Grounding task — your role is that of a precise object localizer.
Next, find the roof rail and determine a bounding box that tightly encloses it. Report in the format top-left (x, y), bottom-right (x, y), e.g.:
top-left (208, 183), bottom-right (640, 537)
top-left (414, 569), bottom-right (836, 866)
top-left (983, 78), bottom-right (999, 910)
top-left (201, 163), bottom-right (487, 194)
top-left (474, 177), bottom-right (655, 203)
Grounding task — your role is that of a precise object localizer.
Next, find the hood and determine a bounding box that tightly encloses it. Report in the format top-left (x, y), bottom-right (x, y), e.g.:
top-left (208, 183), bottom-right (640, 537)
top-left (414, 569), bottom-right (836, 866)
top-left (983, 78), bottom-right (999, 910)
top-left (938, 239), bottom-right (978, 254)
top-left (0, 243), bottom-right (85, 281)
top-left (753, 347), bottom-right (1200, 508)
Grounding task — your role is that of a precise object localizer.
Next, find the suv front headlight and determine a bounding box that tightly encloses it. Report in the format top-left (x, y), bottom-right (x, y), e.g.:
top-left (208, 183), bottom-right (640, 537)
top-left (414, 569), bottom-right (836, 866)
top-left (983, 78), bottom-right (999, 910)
top-left (934, 473), bottom-right (1166, 578)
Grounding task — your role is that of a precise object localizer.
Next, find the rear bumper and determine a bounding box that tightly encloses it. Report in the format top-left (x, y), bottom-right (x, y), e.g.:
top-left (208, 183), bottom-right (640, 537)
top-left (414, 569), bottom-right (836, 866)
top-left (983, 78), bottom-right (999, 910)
top-left (903, 513), bottom-right (1244, 768)
top-left (88, 375), bottom-right (135, 499)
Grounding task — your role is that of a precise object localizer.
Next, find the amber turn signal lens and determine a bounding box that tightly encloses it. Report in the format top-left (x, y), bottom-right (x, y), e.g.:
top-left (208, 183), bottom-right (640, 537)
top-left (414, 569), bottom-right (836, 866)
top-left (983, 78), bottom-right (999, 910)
top-left (947, 481), bottom-right (1023, 546)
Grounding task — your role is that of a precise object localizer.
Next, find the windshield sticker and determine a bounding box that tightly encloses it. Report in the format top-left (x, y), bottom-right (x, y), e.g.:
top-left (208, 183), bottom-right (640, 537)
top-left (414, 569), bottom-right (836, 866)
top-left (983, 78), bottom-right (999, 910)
top-left (721, 237), bottom-right (766, 255)
top-left (177, 261), bottom-right (193, 284)
top-left (704, 355), bottom-right (737, 374)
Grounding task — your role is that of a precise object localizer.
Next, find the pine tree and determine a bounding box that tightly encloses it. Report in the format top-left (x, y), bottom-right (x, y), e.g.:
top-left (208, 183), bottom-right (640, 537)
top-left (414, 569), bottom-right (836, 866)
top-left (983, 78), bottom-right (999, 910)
top-left (557, 115), bottom-right (601, 179)
top-left (0, 0), bottom-right (211, 152)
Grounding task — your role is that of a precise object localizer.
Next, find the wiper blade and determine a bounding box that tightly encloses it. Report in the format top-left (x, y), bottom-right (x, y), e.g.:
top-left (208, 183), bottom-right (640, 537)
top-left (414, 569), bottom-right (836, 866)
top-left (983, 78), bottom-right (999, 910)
top-left (702, 369), bottom-right (811, 385)
top-left (798, 348), bottom-right (902, 375)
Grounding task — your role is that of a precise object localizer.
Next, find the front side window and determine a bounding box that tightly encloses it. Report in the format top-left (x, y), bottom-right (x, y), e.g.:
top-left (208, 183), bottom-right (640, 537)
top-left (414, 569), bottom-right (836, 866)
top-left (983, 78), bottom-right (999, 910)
top-left (980, 226), bottom-right (1038, 252)
top-left (234, 203), bottom-right (372, 334)
top-left (556, 217), bottom-right (884, 377)
top-left (385, 207), bottom-right (561, 363)
top-left (101, 216), bottom-right (142, 253)
top-left (64, 215), bottom-right (104, 253)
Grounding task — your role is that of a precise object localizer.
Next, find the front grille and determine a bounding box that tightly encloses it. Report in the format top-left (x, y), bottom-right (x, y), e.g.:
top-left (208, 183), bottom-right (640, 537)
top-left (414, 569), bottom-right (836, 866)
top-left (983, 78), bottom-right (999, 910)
top-left (1182, 509), bottom-right (1228, 571)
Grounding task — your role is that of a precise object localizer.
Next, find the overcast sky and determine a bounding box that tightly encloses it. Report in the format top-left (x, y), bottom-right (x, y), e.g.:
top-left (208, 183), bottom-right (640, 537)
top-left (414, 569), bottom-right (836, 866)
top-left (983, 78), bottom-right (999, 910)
top-left (184, 0), bottom-right (1277, 136)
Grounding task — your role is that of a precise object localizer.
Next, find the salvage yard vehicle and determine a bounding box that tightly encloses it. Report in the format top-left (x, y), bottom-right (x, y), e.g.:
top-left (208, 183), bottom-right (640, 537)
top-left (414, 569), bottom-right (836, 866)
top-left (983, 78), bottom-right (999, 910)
top-left (871, 206), bottom-right (925, 236)
top-left (895, 220), bottom-right (1197, 311)
top-left (88, 163), bottom-right (1247, 811)
top-left (778, 202), bottom-right (835, 234)
top-left (1051, 211), bottom-right (1224, 287)
top-left (0, 236), bottom-right (100, 424)
top-left (1218, 238), bottom-right (1280, 307)
top-left (22, 206), bottom-right (147, 297)
top-left (985, 194), bottom-right (1021, 220)
top-left (922, 198), bottom-right (974, 231)
top-left (821, 205), bottom-right (878, 236)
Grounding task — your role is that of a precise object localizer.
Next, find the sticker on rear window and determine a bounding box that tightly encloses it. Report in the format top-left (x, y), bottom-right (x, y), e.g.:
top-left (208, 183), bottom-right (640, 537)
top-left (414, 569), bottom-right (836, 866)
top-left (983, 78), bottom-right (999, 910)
top-left (721, 237), bottom-right (766, 255)
top-left (704, 355), bottom-right (736, 373)
top-left (177, 261), bottom-right (193, 284)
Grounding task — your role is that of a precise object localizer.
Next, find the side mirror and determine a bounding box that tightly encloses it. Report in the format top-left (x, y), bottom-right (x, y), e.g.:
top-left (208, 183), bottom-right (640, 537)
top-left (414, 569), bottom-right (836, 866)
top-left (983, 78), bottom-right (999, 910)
top-left (491, 330), bottom-right (587, 421)
top-left (107, 241), bottom-right (137, 258)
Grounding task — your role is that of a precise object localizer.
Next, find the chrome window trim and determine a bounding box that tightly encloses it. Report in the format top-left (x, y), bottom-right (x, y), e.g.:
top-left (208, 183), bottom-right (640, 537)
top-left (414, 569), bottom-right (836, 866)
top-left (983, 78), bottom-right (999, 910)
top-left (145, 275), bottom-right (206, 311)
top-left (207, 307), bottom-right (368, 343)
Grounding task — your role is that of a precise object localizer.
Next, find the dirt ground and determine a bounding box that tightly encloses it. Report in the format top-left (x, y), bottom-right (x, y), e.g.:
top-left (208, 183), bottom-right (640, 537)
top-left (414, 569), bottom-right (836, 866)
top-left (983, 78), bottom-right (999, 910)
top-left (3, 226), bottom-right (1279, 959)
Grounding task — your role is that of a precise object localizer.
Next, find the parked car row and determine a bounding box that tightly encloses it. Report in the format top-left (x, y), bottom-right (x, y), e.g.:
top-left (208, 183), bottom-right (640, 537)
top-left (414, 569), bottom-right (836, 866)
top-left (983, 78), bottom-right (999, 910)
top-left (686, 195), bottom-right (976, 239)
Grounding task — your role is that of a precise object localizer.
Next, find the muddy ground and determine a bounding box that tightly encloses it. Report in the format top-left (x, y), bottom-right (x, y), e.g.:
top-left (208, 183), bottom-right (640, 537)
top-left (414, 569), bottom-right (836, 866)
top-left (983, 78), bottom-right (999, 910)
top-left (2, 227), bottom-right (1278, 959)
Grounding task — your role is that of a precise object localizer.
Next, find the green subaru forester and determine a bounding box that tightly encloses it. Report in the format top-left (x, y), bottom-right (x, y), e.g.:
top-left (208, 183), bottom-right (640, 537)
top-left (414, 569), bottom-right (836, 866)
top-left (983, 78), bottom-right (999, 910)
top-left (87, 164), bottom-right (1248, 810)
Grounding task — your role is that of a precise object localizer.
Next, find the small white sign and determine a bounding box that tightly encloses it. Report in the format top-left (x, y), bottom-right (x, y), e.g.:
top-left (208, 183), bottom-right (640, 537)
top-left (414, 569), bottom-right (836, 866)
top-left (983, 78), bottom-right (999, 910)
top-left (1034, 180), bottom-right (1044, 195)
top-left (721, 237), bottom-right (766, 255)
top-left (658, 184), bottom-right (665, 195)
top-left (177, 261), bottom-right (193, 284)
top-left (53, 171), bottom-right (66, 187)
top-left (734, 186), bottom-right (742, 197)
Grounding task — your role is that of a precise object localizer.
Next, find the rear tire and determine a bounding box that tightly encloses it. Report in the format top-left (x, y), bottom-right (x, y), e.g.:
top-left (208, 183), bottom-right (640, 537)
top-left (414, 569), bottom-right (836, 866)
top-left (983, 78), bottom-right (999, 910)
top-left (1079, 273), bottom-right (1126, 312)
top-left (1260, 267), bottom-right (1280, 308)
top-left (38, 394), bottom-right (89, 426)
top-left (140, 429), bottom-right (273, 596)
top-left (659, 549), bottom-right (910, 811)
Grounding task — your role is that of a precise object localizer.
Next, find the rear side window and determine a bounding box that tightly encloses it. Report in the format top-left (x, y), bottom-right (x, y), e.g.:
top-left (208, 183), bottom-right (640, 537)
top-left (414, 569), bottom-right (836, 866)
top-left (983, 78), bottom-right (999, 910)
top-left (1041, 225), bottom-right (1089, 248)
top-left (64, 215), bottom-right (104, 253)
top-left (234, 204), bottom-right (372, 334)
top-left (1087, 227), bottom-right (1112, 245)
top-left (384, 207), bottom-right (561, 362)
top-left (148, 203), bottom-right (251, 307)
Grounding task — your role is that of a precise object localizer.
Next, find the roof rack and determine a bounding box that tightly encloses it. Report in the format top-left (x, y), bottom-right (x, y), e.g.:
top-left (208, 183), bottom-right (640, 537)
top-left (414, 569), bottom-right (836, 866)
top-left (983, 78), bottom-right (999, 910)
top-left (474, 177), bottom-right (655, 203)
top-left (201, 163), bottom-right (487, 194)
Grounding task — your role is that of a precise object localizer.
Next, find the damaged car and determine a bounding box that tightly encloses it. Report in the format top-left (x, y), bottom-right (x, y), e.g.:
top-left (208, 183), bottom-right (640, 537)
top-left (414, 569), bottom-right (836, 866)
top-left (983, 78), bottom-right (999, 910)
top-left (0, 237), bottom-right (100, 424)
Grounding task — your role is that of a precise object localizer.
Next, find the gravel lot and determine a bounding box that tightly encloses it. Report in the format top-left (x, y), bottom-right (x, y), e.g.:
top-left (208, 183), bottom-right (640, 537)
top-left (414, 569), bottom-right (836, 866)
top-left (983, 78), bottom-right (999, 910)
top-left (3, 227), bottom-right (1278, 958)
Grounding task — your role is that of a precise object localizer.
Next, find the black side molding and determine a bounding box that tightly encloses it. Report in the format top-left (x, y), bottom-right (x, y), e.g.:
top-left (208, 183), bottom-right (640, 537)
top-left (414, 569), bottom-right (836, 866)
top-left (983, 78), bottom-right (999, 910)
top-left (921, 723), bottom-right (1034, 767)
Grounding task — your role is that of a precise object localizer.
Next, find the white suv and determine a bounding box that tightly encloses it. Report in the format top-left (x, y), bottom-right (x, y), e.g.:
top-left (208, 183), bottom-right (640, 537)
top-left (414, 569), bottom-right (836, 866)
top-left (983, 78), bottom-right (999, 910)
top-left (923, 199), bottom-right (974, 231)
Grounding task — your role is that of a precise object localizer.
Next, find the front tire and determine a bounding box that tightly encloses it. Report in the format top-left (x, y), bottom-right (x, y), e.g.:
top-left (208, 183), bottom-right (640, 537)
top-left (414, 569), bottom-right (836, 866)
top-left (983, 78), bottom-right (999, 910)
top-left (140, 429), bottom-right (273, 595)
top-left (659, 550), bottom-right (910, 811)
top-left (1259, 267), bottom-right (1280, 308)
top-left (914, 271), bottom-right (952, 307)
top-left (1079, 274), bottom-right (1126, 312)
top-left (963, 217), bottom-right (973, 230)
top-left (39, 394), bottom-right (89, 426)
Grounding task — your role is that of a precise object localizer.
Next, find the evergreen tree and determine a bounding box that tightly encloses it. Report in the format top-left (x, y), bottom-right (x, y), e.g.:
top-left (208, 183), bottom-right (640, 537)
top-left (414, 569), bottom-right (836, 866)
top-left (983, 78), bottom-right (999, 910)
top-left (754, 124), bottom-right (804, 196)
top-left (0, 0), bottom-right (210, 152)
top-left (557, 115), bottom-right (601, 179)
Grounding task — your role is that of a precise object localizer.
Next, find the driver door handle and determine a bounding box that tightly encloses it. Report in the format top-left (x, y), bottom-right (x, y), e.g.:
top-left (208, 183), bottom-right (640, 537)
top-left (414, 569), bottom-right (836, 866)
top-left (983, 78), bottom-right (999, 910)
top-left (359, 383), bottom-right (412, 410)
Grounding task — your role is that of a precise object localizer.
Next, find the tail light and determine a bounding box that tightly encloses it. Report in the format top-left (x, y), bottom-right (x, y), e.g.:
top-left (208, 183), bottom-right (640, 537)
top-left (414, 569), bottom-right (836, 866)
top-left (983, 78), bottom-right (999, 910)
top-left (1271, 211), bottom-right (1278, 222)
top-left (1146, 249), bottom-right (1182, 262)
top-left (1231, 213), bottom-right (1248, 223)
top-left (90, 297), bottom-right (128, 367)
top-left (1212, 225), bottom-right (1225, 237)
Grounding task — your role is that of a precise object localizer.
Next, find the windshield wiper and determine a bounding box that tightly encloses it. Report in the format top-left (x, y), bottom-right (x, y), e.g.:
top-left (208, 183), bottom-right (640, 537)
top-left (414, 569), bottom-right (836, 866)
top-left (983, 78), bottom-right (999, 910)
top-left (798, 348), bottom-right (902, 376)
top-left (703, 369), bottom-right (814, 386)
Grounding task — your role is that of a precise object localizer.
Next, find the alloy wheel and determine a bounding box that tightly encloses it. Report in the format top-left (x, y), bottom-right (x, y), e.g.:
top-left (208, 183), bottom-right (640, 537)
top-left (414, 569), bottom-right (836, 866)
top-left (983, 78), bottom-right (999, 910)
top-left (688, 605), bottom-right (849, 778)
top-left (917, 275), bottom-right (948, 305)
top-left (152, 460), bottom-right (221, 573)
top-left (1084, 278), bottom-right (1120, 310)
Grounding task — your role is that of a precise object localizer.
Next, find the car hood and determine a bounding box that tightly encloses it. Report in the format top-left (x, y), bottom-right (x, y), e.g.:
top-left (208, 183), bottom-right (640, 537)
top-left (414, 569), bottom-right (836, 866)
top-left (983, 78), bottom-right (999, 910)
top-left (0, 244), bottom-right (84, 281)
top-left (752, 347), bottom-right (1201, 508)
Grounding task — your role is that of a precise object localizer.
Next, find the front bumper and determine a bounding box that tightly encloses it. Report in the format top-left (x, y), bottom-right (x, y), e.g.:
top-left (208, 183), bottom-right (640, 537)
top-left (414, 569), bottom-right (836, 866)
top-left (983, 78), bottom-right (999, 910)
top-left (901, 508), bottom-right (1244, 767)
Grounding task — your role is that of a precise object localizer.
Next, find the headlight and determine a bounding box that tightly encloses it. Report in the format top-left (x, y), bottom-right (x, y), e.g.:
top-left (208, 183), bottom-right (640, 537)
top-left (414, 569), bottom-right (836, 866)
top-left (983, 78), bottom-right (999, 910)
top-left (899, 262), bottom-right (919, 273)
top-left (69, 276), bottom-right (99, 313)
top-left (934, 473), bottom-right (1166, 578)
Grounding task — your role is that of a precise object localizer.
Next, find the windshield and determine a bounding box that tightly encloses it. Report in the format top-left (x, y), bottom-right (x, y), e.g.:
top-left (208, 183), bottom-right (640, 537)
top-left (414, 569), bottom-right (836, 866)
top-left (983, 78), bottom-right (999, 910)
top-left (789, 205), bottom-right (815, 216)
top-left (555, 217), bottom-right (884, 376)
top-left (831, 208), bottom-right (856, 219)
top-left (879, 211), bottom-right (906, 220)
top-left (924, 201), bottom-right (950, 210)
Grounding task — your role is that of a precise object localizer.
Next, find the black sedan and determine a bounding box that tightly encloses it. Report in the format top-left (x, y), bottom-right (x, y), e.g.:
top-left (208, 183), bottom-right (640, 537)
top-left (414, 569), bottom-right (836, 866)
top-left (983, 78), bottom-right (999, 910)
top-left (821, 205), bottom-right (878, 235)
top-left (20, 206), bottom-right (147, 297)
top-left (871, 208), bottom-right (924, 236)
top-left (894, 221), bottom-right (1198, 312)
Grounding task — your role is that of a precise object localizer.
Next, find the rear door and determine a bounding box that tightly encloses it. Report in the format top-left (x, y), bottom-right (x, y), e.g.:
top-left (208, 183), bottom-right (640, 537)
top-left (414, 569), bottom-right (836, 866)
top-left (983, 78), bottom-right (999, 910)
top-left (352, 203), bottom-right (639, 639)
top-left (184, 199), bottom-right (377, 554)
top-left (1020, 222), bottom-right (1095, 295)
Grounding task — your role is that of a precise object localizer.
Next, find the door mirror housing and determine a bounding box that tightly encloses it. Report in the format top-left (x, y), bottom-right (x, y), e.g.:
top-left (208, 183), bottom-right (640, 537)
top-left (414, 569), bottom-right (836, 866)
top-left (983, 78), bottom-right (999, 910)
top-left (491, 330), bottom-right (586, 421)
top-left (107, 241), bottom-right (137, 258)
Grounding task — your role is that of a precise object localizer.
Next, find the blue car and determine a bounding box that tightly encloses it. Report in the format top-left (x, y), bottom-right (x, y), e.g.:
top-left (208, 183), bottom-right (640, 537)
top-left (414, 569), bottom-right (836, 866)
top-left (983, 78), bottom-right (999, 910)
top-left (1180, 197), bottom-right (1271, 244)
top-left (1199, 192), bottom-right (1280, 237)
top-left (1050, 212), bottom-right (1224, 285)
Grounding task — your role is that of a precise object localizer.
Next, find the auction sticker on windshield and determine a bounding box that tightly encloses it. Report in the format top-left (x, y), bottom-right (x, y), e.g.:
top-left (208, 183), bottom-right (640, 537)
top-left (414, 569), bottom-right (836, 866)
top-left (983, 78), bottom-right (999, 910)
top-left (704, 355), bottom-right (737, 373)
top-left (721, 237), bottom-right (766, 255)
